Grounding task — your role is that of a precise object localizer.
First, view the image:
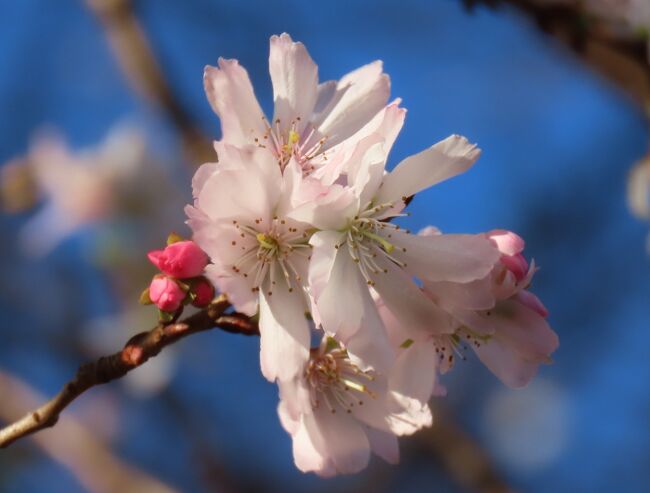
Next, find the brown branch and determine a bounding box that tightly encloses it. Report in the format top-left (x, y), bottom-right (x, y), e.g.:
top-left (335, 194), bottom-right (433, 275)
top-left (0, 294), bottom-right (258, 449)
top-left (84, 0), bottom-right (214, 163)
top-left (416, 408), bottom-right (515, 493)
top-left (464, 0), bottom-right (650, 110)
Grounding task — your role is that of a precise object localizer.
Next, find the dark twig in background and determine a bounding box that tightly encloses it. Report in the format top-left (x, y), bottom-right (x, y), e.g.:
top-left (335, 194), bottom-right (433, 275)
top-left (85, 0), bottom-right (214, 163)
top-left (464, 0), bottom-right (650, 110)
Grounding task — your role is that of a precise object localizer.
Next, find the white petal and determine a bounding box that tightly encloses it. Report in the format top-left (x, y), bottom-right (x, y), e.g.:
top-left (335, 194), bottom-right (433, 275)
top-left (288, 183), bottom-right (358, 231)
top-left (423, 275), bottom-right (496, 312)
top-left (308, 230), bottom-right (346, 302)
top-left (344, 289), bottom-right (395, 373)
top-left (310, 404), bottom-right (371, 475)
top-left (312, 61), bottom-right (390, 148)
top-left (292, 415), bottom-right (335, 476)
top-left (191, 161), bottom-right (218, 198)
top-left (372, 256), bottom-right (453, 336)
top-left (366, 428), bottom-right (400, 465)
top-left (259, 277), bottom-right (310, 382)
top-left (313, 246), bottom-right (367, 340)
top-left (196, 146), bottom-right (280, 227)
top-left (269, 33), bottom-right (318, 134)
top-left (390, 230), bottom-right (500, 283)
top-left (376, 134), bottom-right (481, 207)
top-left (204, 59), bottom-right (265, 146)
top-left (203, 264), bottom-right (257, 316)
top-left (389, 343), bottom-right (437, 407)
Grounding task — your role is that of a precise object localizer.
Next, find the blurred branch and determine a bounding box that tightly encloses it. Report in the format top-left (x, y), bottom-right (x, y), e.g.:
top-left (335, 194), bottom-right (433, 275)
top-left (0, 294), bottom-right (258, 448)
top-left (0, 370), bottom-right (180, 493)
top-left (84, 0), bottom-right (214, 163)
top-left (464, 0), bottom-right (650, 110)
top-left (416, 408), bottom-right (515, 493)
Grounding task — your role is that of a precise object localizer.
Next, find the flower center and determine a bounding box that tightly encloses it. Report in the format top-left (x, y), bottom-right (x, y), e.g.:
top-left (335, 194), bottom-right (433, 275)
top-left (252, 116), bottom-right (328, 173)
top-left (306, 343), bottom-right (376, 414)
top-left (229, 217), bottom-right (312, 294)
top-left (339, 207), bottom-right (409, 286)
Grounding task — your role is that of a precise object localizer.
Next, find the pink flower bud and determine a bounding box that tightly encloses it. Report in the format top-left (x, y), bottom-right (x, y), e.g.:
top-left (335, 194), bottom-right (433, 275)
top-left (487, 230), bottom-right (529, 282)
top-left (147, 240), bottom-right (208, 278)
top-left (500, 253), bottom-right (529, 282)
top-left (192, 278), bottom-right (215, 307)
top-left (487, 229), bottom-right (525, 256)
top-left (149, 275), bottom-right (185, 312)
top-left (515, 290), bottom-right (549, 318)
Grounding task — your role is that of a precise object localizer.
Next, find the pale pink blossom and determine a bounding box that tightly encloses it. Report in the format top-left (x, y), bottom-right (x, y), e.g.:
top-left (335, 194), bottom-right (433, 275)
top-left (203, 33), bottom-right (391, 176)
top-left (147, 240), bottom-right (209, 278)
top-left (384, 227), bottom-right (558, 390)
top-left (304, 133), bottom-right (500, 372)
top-left (149, 275), bottom-right (185, 312)
top-left (187, 145), bottom-right (316, 382)
top-left (277, 335), bottom-right (433, 476)
top-left (17, 126), bottom-right (148, 256)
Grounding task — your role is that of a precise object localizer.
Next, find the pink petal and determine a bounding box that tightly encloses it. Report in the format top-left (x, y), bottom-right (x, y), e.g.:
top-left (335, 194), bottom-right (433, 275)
top-left (258, 277), bottom-right (310, 382)
top-left (376, 134), bottom-right (481, 208)
top-left (391, 230), bottom-right (500, 284)
top-left (312, 61), bottom-right (390, 148)
top-left (203, 59), bottom-right (265, 146)
top-left (269, 33), bottom-right (319, 135)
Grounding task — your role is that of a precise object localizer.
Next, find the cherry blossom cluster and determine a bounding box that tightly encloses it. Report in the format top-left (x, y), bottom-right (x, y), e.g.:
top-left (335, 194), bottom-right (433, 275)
top-left (182, 33), bottom-right (558, 476)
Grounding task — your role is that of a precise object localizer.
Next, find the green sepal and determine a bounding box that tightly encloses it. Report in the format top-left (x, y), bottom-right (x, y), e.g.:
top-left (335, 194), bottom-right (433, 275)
top-left (166, 232), bottom-right (184, 245)
top-left (139, 288), bottom-right (153, 305)
top-left (158, 309), bottom-right (174, 323)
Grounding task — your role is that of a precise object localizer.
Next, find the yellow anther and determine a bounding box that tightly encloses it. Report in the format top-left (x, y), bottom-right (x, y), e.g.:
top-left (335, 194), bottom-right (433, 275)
top-left (288, 130), bottom-right (300, 144)
top-left (256, 233), bottom-right (278, 250)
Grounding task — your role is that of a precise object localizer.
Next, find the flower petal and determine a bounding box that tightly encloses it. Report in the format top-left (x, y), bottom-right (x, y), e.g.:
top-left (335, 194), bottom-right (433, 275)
top-left (366, 428), bottom-right (399, 465)
top-left (376, 134), bottom-right (481, 208)
top-left (372, 255), bottom-right (453, 337)
top-left (292, 415), bottom-right (336, 476)
top-left (259, 276), bottom-right (310, 382)
top-left (473, 300), bottom-right (559, 388)
top-left (312, 61), bottom-right (390, 148)
top-left (204, 59), bottom-right (265, 146)
top-left (269, 33), bottom-right (318, 135)
top-left (309, 404), bottom-right (371, 475)
top-left (204, 264), bottom-right (257, 316)
top-left (390, 230), bottom-right (500, 284)
top-left (312, 245), bottom-right (367, 340)
top-left (196, 146), bottom-right (280, 227)
top-left (308, 230), bottom-right (347, 302)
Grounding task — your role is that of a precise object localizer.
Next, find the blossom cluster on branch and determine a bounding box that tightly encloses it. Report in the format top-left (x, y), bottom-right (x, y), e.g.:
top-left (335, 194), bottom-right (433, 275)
top-left (173, 33), bottom-right (559, 476)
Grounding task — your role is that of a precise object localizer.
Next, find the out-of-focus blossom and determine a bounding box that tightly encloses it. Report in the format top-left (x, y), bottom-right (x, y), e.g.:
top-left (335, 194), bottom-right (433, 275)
top-left (149, 275), bottom-right (185, 312)
top-left (627, 153), bottom-right (650, 220)
top-left (203, 33), bottom-right (391, 176)
top-left (16, 126), bottom-right (147, 256)
top-left (277, 335), bottom-right (433, 476)
top-left (627, 152), bottom-right (650, 252)
top-left (147, 240), bottom-right (209, 278)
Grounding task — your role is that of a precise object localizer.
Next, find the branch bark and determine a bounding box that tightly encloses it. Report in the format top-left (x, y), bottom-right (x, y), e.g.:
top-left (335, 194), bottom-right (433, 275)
top-left (464, 0), bottom-right (650, 110)
top-left (84, 0), bottom-right (214, 163)
top-left (0, 294), bottom-right (258, 449)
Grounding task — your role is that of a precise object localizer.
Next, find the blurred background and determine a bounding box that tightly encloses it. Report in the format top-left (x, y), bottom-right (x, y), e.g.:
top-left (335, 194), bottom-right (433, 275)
top-left (0, 0), bottom-right (648, 492)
